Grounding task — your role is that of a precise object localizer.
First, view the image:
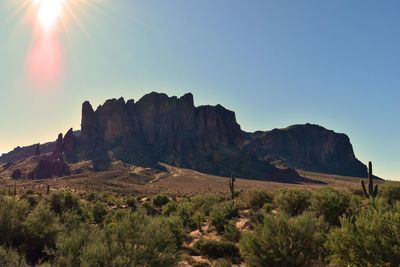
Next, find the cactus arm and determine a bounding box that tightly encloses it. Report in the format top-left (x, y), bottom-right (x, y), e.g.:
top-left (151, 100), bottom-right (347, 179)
top-left (361, 180), bottom-right (369, 198)
top-left (373, 184), bottom-right (378, 198)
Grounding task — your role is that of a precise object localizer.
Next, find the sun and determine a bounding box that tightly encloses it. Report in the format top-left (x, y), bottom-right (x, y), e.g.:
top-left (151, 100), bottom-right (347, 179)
top-left (35, 0), bottom-right (66, 30)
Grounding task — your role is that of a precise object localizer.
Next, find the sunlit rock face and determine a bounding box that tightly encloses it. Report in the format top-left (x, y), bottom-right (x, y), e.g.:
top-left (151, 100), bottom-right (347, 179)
top-left (244, 124), bottom-right (367, 177)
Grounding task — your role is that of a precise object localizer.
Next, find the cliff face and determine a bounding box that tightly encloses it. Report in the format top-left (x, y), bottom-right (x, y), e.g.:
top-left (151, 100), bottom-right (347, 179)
top-left (244, 124), bottom-right (367, 177)
top-left (78, 92), bottom-right (265, 178)
top-left (81, 92), bottom-right (243, 151)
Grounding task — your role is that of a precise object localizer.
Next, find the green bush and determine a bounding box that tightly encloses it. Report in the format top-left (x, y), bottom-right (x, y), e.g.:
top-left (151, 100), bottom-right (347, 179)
top-left (57, 211), bottom-right (181, 267)
top-left (125, 196), bottom-right (137, 211)
top-left (209, 203), bottom-right (238, 233)
top-left (165, 215), bottom-right (185, 247)
top-left (105, 212), bottom-right (180, 266)
top-left (54, 225), bottom-right (96, 267)
top-left (48, 192), bottom-right (81, 215)
top-left (153, 194), bottom-right (170, 207)
top-left (274, 189), bottom-right (311, 216)
top-left (193, 211), bottom-right (205, 231)
top-left (309, 188), bottom-right (350, 226)
top-left (222, 221), bottom-right (241, 242)
top-left (162, 200), bottom-right (178, 216)
top-left (245, 190), bottom-right (273, 210)
top-left (22, 201), bottom-right (59, 264)
top-left (91, 201), bottom-right (108, 224)
top-left (239, 212), bottom-right (327, 267)
top-left (380, 182), bottom-right (400, 206)
top-left (326, 209), bottom-right (400, 266)
top-left (0, 246), bottom-right (28, 267)
top-left (0, 196), bottom-right (29, 247)
top-left (176, 201), bottom-right (196, 229)
top-left (194, 239), bottom-right (239, 259)
top-left (191, 194), bottom-right (223, 216)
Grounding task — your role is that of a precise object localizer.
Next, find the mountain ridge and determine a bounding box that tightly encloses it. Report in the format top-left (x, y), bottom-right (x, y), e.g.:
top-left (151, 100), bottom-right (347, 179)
top-left (1, 92), bottom-right (367, 179)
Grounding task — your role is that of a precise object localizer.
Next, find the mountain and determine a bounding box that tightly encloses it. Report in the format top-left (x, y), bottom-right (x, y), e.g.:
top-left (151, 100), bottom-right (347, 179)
top-left (0, 92), bottom-right (367, 179)
top-left (243, 124), bottom-right (367, 177)
top-left (0, 142), bottom-right (55, 163)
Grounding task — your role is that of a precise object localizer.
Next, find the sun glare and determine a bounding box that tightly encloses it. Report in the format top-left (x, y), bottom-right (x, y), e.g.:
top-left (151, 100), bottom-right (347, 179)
top-left (35, 0), bottom-right (65, 30)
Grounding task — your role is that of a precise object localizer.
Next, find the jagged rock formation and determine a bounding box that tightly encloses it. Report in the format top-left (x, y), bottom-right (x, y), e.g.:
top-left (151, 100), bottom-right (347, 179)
top-left (28, 156), bottom-right (70, 180)
top-left (244, 124), bottom-right (367, 177)
top-left (77, 92), bottom-right (281, 179)
top-left (0, 92), bottom-right (367, 179)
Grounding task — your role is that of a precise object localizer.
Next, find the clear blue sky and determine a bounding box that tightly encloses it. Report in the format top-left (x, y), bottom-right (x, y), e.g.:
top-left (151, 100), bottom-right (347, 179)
top-left (0, 0), bottom-right (399, 179)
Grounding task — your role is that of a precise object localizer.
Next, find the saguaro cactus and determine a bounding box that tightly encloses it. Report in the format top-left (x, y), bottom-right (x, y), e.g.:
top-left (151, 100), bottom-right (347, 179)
top-left (13, 183), bottom-right (17, 197)
top-left (228, 174), bottom-right (236, 201)
top-left (361, 161), bottom-right (378, 201)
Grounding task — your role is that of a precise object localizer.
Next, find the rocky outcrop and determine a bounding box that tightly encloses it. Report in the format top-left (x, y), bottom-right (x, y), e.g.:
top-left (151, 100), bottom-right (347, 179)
top-left (244, 124), bottom-right (367, 177)
top-left (28, 156), bottom-right (70, 180)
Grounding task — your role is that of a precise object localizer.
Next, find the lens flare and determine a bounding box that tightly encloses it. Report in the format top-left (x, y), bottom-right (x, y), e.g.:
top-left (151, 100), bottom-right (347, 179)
top-left (35, 0), bottom-right (65, 30)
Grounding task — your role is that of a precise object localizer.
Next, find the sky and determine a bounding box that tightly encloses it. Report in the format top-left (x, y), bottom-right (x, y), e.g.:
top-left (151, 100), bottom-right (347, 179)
top-left (0, 0), bottom-right (399, 180)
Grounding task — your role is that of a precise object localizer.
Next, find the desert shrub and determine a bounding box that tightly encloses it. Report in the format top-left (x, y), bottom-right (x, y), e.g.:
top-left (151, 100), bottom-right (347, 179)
top-left (58, 211), bottom-right (181, 267)
top-left (193, 211), bottom-right (205, 231)
top-left (263, 202), bottom-right (273, 213)
top-left (63, 192), bottom-right (80, 211)
top-left (191, 194), bottom-right (223, 215)
top-left (48, 192), bottom-right (81, 215)
top-left (125, 196), bottom-right (137, 211)
top-left (194, 239), bottom-right (239, 259)
top-left (309, 188), bottom-right (350, 226)
top-left (209, 203), bottom-right (238, 233)
top-left (380, 182), bottom-right (400, 206)
top-left (0, 196), bottom-right (29, 247)
top-left (54, 225), bottom-right (97, 267)
top-left (60, 210), bottom-right (90, 232)
top-left (104, 212), bottom-right (181, 266)
top-left (222, 221), bottom-right (241, 242)
top-left (239, 212), bottom-right (327, 267)
top-left (22, 201), bottom-right (59, 264)
top-left (326, 209), bottom-right (400, 266)
top-left (162, 200), bottom-right (178, 216)
top-left (85, 192), bottom-right (98, 202)
top-left (103, 209), bottom-right (131, 225)
top-left (243, 190), bottom-right (273, 210)
top-left (91, 201), bottom-right (108, 224)
top-left (212, 258), bottom-right (232, 267)
top-left (0, 246), bottom-right (28, 267)
top-left (21, 193), bottom-right (39, 207)
top-left (153, 194), bottom-right (170, 207)
top-left (165, 215), bottom-right (186, 247)
top-left (274, 189), bottom-right (311, 216)
top-left (142, 201), bottom-right (157, 215)
top-left (79, 235), bottom-right (113, 267)
top-left (176, 201), bottom-right (196, 229)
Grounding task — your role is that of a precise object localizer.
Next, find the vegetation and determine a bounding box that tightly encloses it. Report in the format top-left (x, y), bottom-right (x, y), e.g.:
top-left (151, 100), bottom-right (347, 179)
top-left (0, 180), bottom-right (400, 266)
top-left (361, 161), bottom-right (379, 201)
